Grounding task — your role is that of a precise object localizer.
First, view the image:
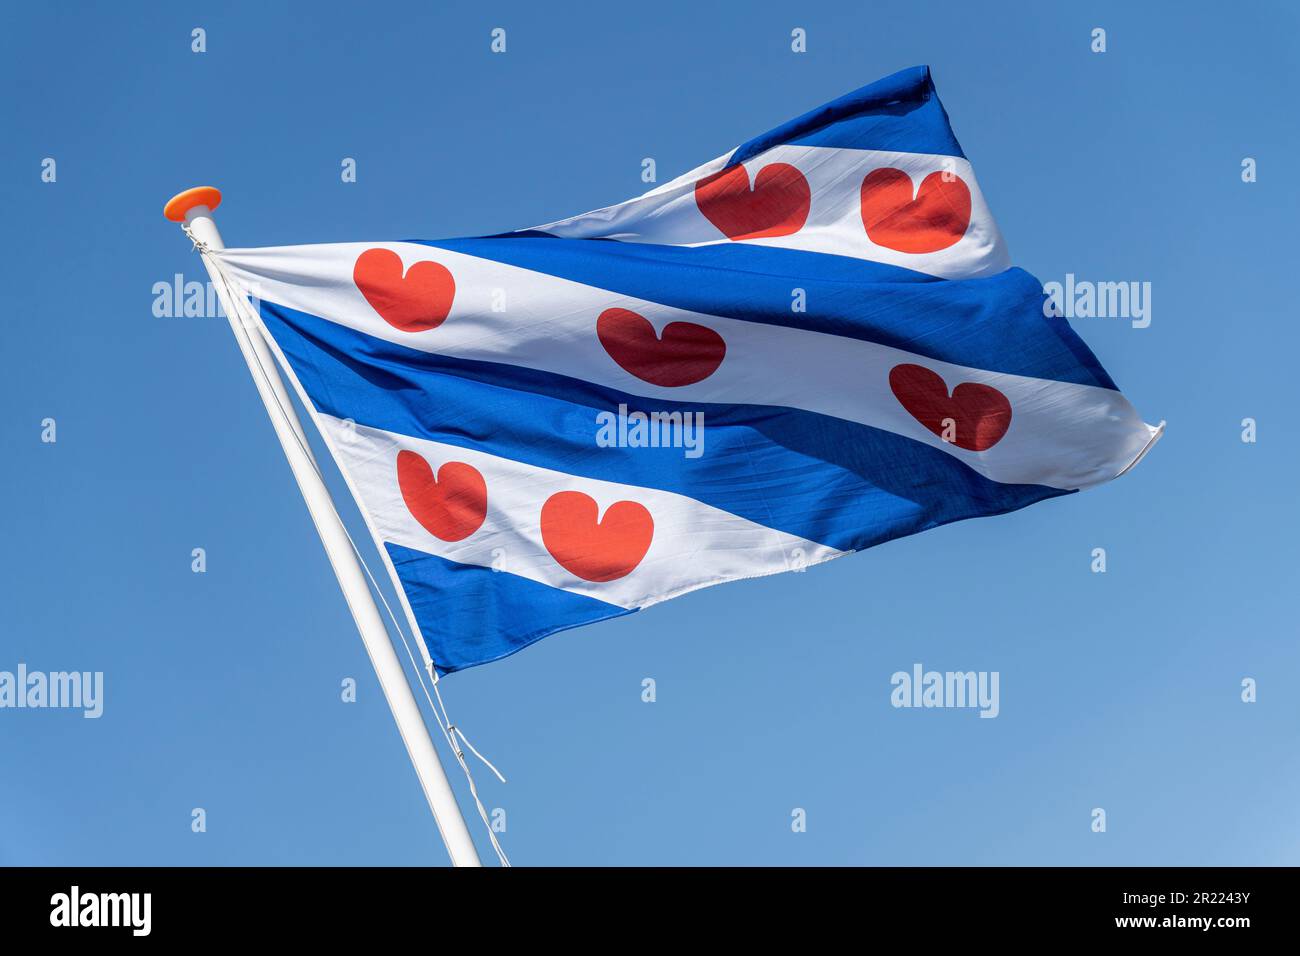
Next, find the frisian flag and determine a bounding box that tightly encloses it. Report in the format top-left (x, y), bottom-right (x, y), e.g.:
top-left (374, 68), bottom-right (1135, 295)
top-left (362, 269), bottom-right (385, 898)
top-left (212, 66), bottom-right (1161, 673)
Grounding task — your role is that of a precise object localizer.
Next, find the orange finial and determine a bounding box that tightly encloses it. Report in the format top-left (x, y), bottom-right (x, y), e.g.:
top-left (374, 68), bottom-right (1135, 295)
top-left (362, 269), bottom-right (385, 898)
top-left (163, 186), bottom-right (223, 222)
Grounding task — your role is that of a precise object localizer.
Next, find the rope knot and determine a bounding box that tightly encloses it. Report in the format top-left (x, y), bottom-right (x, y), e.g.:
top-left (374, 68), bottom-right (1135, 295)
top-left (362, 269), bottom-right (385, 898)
top-left (181, 222), bottom-right (215, 254)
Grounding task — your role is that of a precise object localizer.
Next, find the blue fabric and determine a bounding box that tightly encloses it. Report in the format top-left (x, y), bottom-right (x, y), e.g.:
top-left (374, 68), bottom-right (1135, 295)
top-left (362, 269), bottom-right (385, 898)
top-left (728, 65), bottom-right (966, 164)
top-left (385, 543), bottom-right (630, 674)
top-left (415, 238), bottom-right (1117, 390)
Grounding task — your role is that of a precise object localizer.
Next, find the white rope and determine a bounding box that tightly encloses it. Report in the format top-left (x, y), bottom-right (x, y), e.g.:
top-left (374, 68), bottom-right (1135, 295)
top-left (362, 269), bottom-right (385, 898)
top-left (181, 221), bottom-right (215, 254)
top-left (197, 241), bottom-right (511, 865)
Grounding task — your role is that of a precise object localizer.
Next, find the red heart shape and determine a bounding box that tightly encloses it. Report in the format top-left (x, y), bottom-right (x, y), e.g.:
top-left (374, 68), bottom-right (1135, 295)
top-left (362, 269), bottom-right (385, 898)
top-left (597, 308), bottom-right (726, 387)
top-left (540, 491), bottom-right (654, 582)
top-left (860, 169), bottom-right (971, 254)
top-left (396, 450), bottom-right (487, 542)
top-left (695, 162), bottom-right (811, 241)
top-left (354, 248), bottom-right (455, 333)
top-left (888, 363), bottom-right (1012, 452)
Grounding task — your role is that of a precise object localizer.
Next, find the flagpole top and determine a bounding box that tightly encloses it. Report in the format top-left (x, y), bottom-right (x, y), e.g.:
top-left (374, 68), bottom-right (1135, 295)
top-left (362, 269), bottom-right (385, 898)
top-left (164, 186), bottom-right (222, 222)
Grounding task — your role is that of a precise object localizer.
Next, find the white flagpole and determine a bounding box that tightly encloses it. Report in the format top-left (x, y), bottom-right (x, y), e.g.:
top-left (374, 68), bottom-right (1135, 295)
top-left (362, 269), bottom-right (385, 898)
top-left (164, 187), bottom-right (483, 867)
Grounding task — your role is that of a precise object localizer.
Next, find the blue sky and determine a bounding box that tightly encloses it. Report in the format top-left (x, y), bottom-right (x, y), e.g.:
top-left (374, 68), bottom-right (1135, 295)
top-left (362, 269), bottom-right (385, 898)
top-left (2, 0), bottom-right (1298, 865)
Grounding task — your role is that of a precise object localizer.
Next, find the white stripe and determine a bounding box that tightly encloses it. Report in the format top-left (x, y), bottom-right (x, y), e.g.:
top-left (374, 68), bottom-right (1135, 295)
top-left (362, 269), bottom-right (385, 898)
top-left (319, 416), bottom-right (845, 609)
top-left (531, 145), bottom-right (1010, 280)
top-left (218, 241), bottom-right (1157, 491)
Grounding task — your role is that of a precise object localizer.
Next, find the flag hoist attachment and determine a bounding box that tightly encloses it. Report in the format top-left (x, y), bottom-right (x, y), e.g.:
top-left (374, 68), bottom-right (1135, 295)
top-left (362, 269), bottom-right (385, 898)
top-left (164, 186), bottom-right (506, 867)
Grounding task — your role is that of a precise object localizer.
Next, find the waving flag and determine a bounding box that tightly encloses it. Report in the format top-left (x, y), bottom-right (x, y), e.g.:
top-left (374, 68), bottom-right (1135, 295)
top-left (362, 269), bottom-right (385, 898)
top-left (211, 66), bottom-right (1160, 673)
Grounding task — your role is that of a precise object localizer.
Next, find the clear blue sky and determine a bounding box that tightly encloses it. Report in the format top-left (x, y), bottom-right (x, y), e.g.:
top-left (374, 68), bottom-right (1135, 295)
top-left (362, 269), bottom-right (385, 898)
top-left (3, 0), bottom-right (1297, 866)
